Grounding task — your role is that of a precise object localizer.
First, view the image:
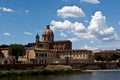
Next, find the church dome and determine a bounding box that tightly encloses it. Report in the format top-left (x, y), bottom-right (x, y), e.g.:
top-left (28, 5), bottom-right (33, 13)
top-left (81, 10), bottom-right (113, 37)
top-left (42, 25), bottom-right (54, 36)
top-left (42, 25), bottom-right (54, 42)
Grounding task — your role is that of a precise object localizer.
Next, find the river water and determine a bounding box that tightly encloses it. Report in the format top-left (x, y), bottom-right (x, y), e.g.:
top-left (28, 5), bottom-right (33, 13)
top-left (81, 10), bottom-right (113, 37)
top-left (1, 70), bottom-right (120, 80)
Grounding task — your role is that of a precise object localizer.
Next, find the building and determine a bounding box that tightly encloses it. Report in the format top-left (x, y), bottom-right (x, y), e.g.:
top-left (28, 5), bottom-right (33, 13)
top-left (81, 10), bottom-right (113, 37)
top-left (94, 50), bottom-right (120, 62)
top-left (30, 25), bottom-right (72, 50)
top-left (33, 25), bottom-right (93, 64)
top-left (35, 49), bottom-right (92, 64)
top-left (0, 48), bottom-right (4, 64)
top-left (0, 25), bottom-right (93, 64)
top-left (0, 46), bottom-right (35, 64)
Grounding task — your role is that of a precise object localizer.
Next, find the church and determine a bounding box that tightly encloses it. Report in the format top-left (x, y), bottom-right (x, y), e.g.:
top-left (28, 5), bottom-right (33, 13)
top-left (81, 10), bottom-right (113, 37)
top-left (0, 25), bottom-right (93, 64)
top-left (32, 25), bottom-right (72, 50)
top-left (30, 25), bottom-right (93, 64)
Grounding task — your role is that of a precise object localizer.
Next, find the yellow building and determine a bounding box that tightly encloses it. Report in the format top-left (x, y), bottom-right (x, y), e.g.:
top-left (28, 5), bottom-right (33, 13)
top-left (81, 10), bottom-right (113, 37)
top-left (35, 49), bottom-right (92, 64)
top-left (0, 46), bottom-right (35, 64)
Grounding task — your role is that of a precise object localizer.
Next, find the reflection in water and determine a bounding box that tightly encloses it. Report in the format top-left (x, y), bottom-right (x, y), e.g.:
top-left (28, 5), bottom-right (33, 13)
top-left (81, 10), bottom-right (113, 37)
top-left (1, 71), bottom-right (120, 80)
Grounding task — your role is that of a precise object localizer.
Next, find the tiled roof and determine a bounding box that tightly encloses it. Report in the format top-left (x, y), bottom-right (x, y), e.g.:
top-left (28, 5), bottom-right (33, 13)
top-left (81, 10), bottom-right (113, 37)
top-left (94, 50), bottom-right (120, 54)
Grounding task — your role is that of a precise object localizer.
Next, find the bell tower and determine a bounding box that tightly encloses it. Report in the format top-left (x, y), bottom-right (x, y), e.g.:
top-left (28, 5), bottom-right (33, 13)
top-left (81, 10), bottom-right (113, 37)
top-left (36, 33), bottom-right (40, 44)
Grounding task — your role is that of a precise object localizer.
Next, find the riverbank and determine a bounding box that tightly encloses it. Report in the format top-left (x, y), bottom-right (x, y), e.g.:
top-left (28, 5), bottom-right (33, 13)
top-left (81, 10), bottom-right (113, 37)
top-left (0, 68), bottom-right (90, 78)
top-left (85, 69), bottom-right (120, 72)
top-left (1, 70), bottom-right (120, 80)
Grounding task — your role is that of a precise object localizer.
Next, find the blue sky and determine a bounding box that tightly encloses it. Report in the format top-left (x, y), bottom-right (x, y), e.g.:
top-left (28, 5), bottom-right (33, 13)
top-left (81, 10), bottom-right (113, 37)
top-left (0, 0), bottom-right (120, 50)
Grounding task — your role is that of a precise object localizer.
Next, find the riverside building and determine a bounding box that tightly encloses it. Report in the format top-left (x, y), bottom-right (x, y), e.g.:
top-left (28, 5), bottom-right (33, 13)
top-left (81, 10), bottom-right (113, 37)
top-left (0, 25), bottom-right (93, 64)
top-left (31, 25), bottom-right (93, 64)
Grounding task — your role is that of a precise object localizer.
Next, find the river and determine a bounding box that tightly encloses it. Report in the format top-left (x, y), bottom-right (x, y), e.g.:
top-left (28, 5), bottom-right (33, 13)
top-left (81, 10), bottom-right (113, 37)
top-left (1, 70), bottom-right (120, 80)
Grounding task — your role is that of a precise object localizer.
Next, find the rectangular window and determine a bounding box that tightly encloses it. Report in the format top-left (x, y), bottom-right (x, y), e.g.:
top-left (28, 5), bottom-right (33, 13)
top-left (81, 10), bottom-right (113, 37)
top-left (36, 53), bottom-right (38, 57)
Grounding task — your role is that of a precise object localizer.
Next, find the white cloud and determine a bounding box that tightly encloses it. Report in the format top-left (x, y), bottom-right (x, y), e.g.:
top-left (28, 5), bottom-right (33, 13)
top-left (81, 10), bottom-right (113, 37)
top-left (51, 11), bottom-right (118, 42)
top-left (51, 20), bottom-right (72, 31)
top-left (24, 32), bottom-right (32, 35)
top-left (80, 44), bottom-right (98, 50)
top-left (60, 32), bottom-right (67, 37)
top-left (25, 10), bottom-right (29, 13)
top-left (81, 0), bottom-right (100, 4)
top-left (2, 7), bottom-right (13, 12)
top-left (72, 22), bottom-right (87, 33)
top-left (68, 37), bottom-right (79, 42)
top-left (81, 44), bottom-right (92, 50)
top-left (88, 11), bottom-right (118, 41)
top-left (51, 20), bottom-right (87, 33)
top-left (3, 32), bottom-right (11, 36)
top-left (57, 5), bottom-right (85, 18)
top-left (51, 20), bottom-right (90, 40)
top-left (83, 33), bottom-right (96, 39)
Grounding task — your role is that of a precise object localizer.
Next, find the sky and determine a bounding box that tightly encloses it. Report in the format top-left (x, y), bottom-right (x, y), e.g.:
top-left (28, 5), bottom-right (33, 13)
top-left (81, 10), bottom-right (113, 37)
top-left (0, 0), bottom-right (120, 50)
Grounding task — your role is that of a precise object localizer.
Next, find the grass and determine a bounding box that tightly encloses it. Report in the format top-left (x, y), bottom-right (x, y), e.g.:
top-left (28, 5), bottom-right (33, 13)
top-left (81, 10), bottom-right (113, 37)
top-left (0, 69), bottom-right (84, 78)
top-left (0, 69), bottom-right (83, 77)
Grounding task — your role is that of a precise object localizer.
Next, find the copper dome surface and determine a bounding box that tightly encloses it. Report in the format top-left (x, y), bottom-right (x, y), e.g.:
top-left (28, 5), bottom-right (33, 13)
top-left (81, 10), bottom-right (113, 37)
top-left (42, 25), bottom-right (54, 36)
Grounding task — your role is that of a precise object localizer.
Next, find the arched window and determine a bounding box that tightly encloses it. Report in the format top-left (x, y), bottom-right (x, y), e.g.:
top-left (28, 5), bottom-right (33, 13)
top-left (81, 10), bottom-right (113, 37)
top-left (48, 36), bottom-right (50, 41)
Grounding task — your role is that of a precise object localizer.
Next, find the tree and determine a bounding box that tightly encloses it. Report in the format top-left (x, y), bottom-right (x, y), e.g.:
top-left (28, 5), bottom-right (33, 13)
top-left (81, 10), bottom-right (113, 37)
top-left (104, 56), bottom-right (111, 62)
top-left (8, 44), bottom-right (26, 63)
top-left (111, 53), bottom-right (120, 61)
top-left (94, 55), bottom-right (104, 61)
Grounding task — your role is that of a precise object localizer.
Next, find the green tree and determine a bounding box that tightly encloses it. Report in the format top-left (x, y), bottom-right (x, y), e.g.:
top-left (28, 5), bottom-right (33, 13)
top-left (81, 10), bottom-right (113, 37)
top-left (94, 55), bottom-right (104, 61)
top-left (8, 44), bottom-right (26, 63)
top-left (111, 53), bottom-right (120, 61)
top-left (104, 56), bottom-right (111, 62)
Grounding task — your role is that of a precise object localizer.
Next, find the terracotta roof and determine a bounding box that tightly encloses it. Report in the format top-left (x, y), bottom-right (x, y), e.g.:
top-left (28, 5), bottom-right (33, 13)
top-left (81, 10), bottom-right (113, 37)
top-left (94, 50), bottom-right (120, 54)
top-left (53, 40), bottom-right (71, 43)
top-left (34, 48), bottom-right (92, 52)
top-left (40, 40), bottom-right (71, 44)
top-left (0, 48), bottom-right (8, 50)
